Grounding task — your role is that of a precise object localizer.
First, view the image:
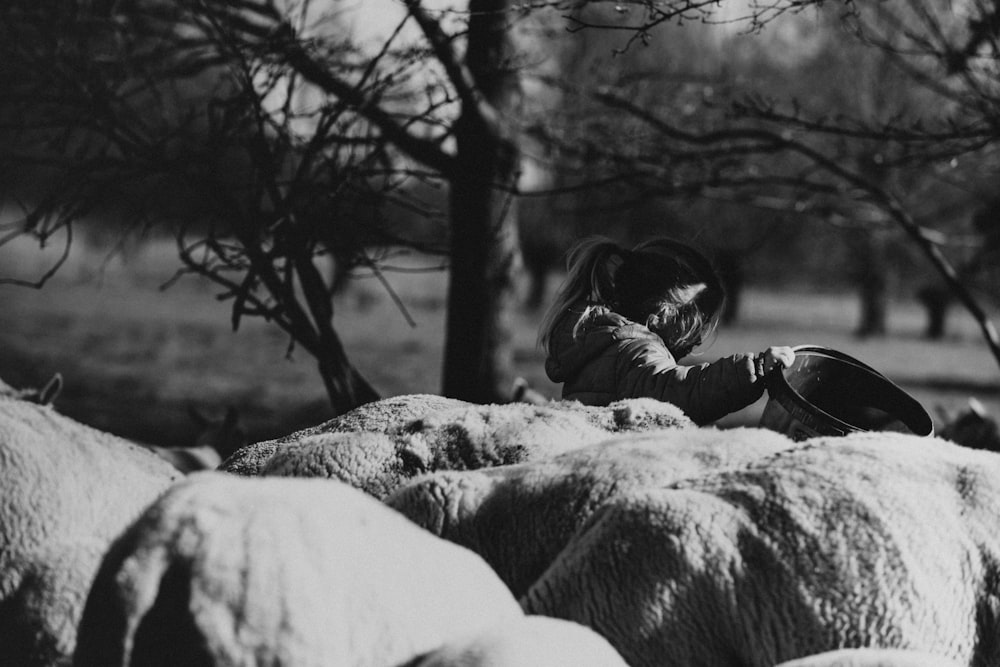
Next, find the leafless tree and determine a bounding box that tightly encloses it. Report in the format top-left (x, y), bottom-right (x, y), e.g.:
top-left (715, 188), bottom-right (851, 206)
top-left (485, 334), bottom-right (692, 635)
top-left (526, 0), bottom-right (1000, 369)
top-left (0, 0), bottom-right (507, 411)
top-left (10, 0), bottom-right (992, 415)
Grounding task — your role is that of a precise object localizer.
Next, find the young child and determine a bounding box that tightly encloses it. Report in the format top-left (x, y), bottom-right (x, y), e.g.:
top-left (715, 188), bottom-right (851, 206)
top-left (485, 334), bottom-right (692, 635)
top-left (539, 236), bottom-right (795, 425)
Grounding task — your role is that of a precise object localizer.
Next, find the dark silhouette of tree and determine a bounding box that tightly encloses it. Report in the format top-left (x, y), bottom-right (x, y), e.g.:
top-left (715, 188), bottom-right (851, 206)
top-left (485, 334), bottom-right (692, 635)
top-left (0, 0), bottom-right (522, 411)
top-left (437, 0), bottom-right (522, 403)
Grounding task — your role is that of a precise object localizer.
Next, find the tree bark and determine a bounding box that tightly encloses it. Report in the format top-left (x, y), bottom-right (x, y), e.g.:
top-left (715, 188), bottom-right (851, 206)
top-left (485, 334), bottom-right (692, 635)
top-left (852, 153), bottom-right (891, 338)
top-left (293, 245), bottom-right (380, 414)
top-left (441, 0), bottom-right (521, 403)
top-left (316, 353), bottom-right (380, 416)
top-left (852, 230), bottom-right (889, 338)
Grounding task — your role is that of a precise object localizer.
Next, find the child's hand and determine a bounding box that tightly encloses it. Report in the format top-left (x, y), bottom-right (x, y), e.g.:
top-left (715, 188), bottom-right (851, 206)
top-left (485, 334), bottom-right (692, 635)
top-left (755, 346), bottom-right (795, 378)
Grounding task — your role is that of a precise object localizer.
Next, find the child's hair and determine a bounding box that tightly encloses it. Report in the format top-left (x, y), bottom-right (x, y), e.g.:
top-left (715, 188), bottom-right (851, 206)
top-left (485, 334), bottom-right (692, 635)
top-left (538, 236), bottom-right (726, 358)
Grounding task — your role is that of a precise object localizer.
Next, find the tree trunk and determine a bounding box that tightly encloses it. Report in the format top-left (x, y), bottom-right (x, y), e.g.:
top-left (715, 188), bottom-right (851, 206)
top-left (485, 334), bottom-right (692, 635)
top-left (852, 231), bottom-right (889, 338)
top-left (441, 0), bottom-right (521, 403)
top-left (317, 350), bottom-right (380, 416)
top-left (294, 247), bottom-right (380, 415)
top-left (713, 248), bottom-right (745, 326)
top-left (917, 283), bottom-right (952, 340)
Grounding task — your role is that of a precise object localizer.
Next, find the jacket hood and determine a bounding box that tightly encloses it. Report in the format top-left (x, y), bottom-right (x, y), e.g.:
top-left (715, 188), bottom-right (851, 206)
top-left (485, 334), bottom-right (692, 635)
top-left (544, 305), bottom-right (659, 383)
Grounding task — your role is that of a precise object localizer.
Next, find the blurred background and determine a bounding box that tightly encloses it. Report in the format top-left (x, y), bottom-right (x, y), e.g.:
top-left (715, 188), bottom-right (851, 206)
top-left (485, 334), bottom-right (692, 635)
top-left (1, 0), bottom-right (998, 448)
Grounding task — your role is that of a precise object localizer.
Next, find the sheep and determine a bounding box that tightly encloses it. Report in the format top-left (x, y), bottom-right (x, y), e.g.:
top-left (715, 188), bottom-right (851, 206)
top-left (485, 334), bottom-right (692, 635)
top-left (388, 430), bottom-right (1000, 667)
top-left (938, 397), bottom-right (999, 452)
top-left (221, 393), bottom-right (693, 499)
top-left (255, 404), bottom-right (625, 499)
top-left (0, 372), bottom-right (63, 405)
top-left (0, 382), bottom-right (181, 666)
top-left (387, 427), bottom-right (797, 598)
top-left (551, 395), bottom-right (693, 432)
top-left (1, 372), bottom-right (245, 474)
top-left (774, 648), bottom-right (963, 667)
top-left (143, 442), bottom-right (221, 474)
top-left (409, 616), bottom-right (628, 666)
top-left (71, 473), bottom-right (624, 667)
top-left (220, 393), bottom-right (468, 476)
top-left (143, 405), bottom-right (247, 473)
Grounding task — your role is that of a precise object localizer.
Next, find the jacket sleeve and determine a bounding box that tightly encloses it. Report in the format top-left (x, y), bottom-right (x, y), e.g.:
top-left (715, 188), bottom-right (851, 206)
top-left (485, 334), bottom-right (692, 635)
top-left (614, 338), bottom-right (765, 425)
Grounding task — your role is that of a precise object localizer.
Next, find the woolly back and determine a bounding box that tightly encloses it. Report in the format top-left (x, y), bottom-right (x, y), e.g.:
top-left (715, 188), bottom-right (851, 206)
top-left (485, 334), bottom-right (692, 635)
top-left (539, 236), bottom-right (725, 358)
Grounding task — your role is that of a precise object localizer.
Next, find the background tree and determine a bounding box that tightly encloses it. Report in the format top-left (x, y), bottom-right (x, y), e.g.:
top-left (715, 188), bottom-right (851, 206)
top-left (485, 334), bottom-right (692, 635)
top-left (0, 0), bottom-right (525, 411)
top-left (0, 0), bottom-right (832, 412)
top-left (523, 0), bottom-right (1000, 367)
top-left (6, 0), bottom-right (999, 416)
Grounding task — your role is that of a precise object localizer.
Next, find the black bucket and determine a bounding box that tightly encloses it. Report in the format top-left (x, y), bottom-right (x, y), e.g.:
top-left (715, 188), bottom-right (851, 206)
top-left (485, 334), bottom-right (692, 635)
top-left (759, 345), bottom-right (934, 441)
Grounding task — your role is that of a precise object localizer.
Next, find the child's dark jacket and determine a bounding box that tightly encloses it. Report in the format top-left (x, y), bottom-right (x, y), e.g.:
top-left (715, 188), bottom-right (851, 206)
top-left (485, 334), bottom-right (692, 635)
top-left (544, 304), bottom-right (765, 425)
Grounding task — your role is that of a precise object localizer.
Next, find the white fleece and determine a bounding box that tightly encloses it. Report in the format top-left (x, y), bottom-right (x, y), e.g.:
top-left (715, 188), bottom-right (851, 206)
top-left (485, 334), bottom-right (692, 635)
top-left (73, 473), bottom-right (526, 667)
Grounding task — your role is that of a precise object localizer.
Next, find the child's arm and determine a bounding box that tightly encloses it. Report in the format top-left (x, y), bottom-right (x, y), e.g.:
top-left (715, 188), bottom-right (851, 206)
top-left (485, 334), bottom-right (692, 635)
top-left (615, 343), bottom-right (795, 425)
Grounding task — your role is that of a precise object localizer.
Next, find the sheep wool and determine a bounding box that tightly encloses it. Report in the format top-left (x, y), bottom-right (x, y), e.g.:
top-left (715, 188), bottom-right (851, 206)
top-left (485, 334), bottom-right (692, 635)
top-left (774, 647), bottom-right (963, 667)
top-left (220, 393), bottom-right (468, 476)
top-left (261, 431), bottom-right (414, 498)
top-left (73, 472), bottom-right (527, 667)
top-left (411, 616), bottom-right (629, 667)
top-left (0, 394), bottom-right (180, 666)
top-left (387, 426), bottom-right (797, 598)
top-left (390, 430), bottom-right (1000, 667)
top-left (222, 394), bottom-right (693, 500)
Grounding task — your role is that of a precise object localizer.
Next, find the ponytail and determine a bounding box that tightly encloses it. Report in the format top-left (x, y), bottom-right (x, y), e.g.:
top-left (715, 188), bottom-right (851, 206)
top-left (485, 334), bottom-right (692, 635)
top-left (538, 236), bottom-right (625, 351)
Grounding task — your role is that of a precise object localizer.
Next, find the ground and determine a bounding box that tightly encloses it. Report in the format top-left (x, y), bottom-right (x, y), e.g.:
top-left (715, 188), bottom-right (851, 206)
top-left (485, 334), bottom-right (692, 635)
top-left (1, 235), bottom-right (997, 447)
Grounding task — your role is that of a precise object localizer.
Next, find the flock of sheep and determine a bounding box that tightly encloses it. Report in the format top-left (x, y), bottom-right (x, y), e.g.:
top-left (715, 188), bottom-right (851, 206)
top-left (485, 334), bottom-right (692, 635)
top-left (2, 373), bottom-right (997, 666)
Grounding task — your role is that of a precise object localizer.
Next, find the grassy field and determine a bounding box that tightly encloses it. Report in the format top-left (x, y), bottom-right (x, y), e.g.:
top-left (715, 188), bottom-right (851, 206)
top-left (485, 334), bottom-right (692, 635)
top-left (2, 235), bottom-right (998, 446)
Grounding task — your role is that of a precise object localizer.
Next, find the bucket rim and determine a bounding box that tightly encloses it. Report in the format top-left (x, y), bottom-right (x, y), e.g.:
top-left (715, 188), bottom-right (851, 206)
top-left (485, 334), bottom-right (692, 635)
top-left (785, 344), bottom-right (888, 379)
top-left (767, 345), bottom-right (934, 437)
